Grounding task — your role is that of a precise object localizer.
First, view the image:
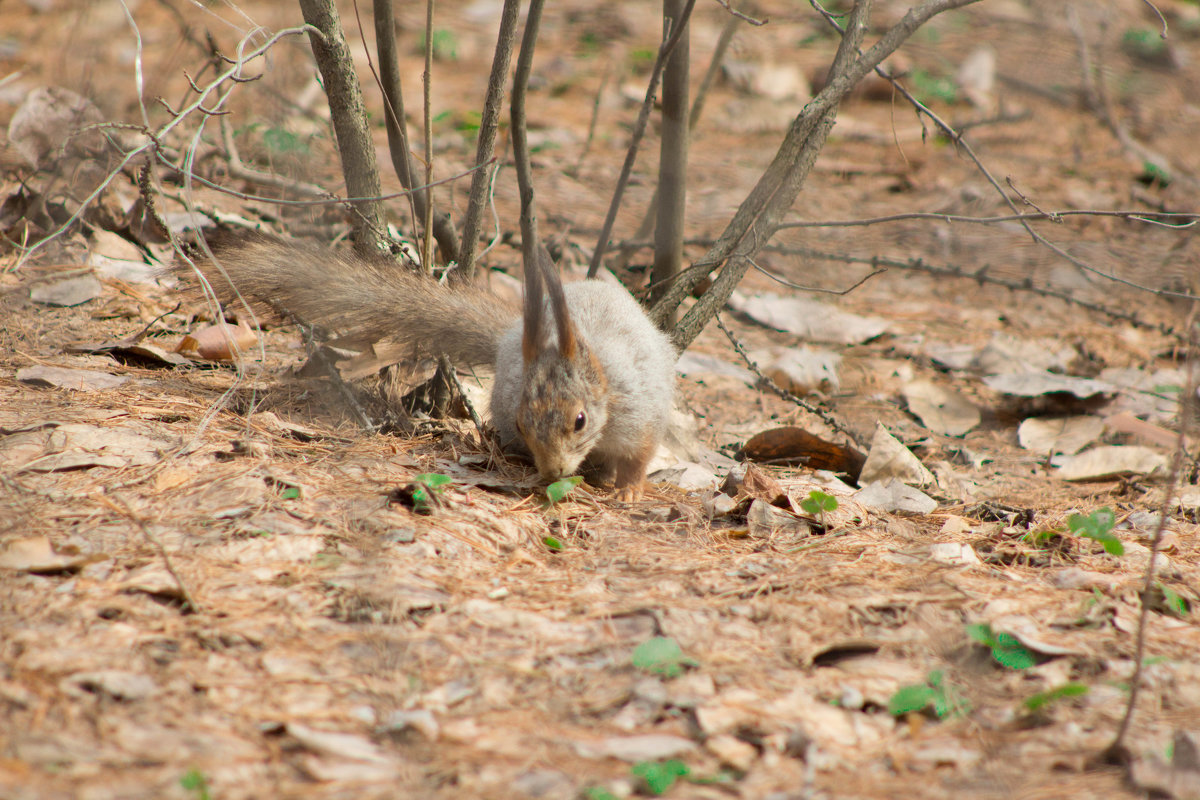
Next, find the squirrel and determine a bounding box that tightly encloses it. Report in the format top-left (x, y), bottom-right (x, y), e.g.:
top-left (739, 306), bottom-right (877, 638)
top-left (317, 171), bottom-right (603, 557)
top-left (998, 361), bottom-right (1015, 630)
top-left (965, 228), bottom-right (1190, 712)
top-left (181, 237), bottom-right (678, 499)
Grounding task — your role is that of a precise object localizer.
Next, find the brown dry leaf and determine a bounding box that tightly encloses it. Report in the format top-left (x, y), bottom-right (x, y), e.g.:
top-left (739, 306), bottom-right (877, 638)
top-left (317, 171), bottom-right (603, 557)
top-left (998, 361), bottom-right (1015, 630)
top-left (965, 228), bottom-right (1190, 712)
top-left (176, 321), bottom-right (258, 361)
top-left (741, 426), bottom-right (866, 480)
top-left (0, 536), bottom-right (101, 573)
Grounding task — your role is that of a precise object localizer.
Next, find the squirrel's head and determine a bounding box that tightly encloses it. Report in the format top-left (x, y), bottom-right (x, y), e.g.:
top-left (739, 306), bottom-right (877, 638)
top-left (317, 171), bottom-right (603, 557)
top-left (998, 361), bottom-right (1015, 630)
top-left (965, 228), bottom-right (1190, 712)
top-left (516, 341), bottom-right (608, 481)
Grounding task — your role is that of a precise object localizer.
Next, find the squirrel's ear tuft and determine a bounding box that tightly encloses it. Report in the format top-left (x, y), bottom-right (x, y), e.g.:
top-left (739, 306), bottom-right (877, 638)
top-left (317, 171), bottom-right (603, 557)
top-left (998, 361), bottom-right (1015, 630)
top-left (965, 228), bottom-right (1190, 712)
top-left (521, 248), bottom-right (546, 364)
top-left (539, 248), bottom-right (577, 360)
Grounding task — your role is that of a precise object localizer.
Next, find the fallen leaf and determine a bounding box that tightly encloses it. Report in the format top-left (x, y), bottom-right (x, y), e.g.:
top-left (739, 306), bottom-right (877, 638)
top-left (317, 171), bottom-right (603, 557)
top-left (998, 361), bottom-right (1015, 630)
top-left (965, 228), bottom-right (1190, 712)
top-left (983, 372), bottom-right (1116, 399)
top-left (16, 365), bottom-right (128, 392)
top-left (30, 274), bottom-right (102, 307)
top-left (61, 670), bottom-right (159, 701)
top-left (756, 346), bottom-right (841, 394)
top-left (859, 423), bottom-right (935, 486)
top-left (1056, 446), bottom-right (1168, 481)
top-left (286, 723), bottom-right (392, 763)
top-left (0, 536), bottom-right (100, 573)
top-left (903, 380), bottom-right (980, 437)
top-left (592, 734), bottom-right (697, 762)
top-left (853, 479), bottom-right (938, 514)
top-left (1017, 416), bottom-right (1104, 456)
top-left (729, 291), bottom-right (889, 344)
top-left (740, 427), bottom-right (866, 480)
top-left (176, 321), bottom-right (258, 361)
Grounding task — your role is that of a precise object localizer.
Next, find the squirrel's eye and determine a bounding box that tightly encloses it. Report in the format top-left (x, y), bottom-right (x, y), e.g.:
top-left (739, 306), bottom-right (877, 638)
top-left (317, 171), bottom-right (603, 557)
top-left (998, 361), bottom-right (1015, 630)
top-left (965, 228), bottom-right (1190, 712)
top-left (574, 412), bottom-right (586, 432)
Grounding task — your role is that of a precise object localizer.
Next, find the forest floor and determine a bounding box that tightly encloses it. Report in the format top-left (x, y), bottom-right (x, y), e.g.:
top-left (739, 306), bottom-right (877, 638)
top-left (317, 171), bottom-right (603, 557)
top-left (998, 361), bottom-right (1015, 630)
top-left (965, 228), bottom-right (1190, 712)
top-left (2, 1), bottom-right (1200, 798)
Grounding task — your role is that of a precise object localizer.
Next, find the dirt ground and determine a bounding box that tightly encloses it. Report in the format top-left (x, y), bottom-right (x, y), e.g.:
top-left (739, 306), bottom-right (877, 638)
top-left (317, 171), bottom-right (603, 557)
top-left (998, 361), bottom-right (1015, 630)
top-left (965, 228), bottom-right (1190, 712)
top-left (2, 1), bottom-right (1200, 798)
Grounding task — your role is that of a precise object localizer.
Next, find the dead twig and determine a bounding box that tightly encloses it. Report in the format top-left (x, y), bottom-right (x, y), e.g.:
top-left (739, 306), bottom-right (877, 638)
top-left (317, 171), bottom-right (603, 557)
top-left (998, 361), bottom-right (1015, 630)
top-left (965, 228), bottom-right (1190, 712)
top-left (98, 493), bottom-right (202, 615)
top-left (1105, 306), bottom-right (1197, 764)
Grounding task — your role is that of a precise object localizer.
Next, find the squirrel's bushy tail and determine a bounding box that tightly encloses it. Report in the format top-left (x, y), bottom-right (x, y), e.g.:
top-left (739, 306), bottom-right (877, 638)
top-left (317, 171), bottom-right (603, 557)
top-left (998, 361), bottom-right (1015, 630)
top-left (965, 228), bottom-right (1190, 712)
top-left (180, 237), bottom-right (516, 367)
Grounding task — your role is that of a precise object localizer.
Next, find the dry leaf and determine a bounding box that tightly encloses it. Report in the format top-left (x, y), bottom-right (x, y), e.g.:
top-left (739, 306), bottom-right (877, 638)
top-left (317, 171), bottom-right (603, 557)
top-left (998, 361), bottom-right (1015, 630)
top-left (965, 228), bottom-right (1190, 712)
top-left (176, 321), bottom-right (258, 361)
top-left (903, 380), bottom-right (980, 437)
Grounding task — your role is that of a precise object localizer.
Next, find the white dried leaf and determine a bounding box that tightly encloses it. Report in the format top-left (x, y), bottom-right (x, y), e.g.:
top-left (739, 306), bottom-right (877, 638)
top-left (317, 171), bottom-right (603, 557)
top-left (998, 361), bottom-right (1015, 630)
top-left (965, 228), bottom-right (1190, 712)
top-left (903, 380), bottom-right (979, 436)
top-left (1017, 416), bottom-right (1104, 456)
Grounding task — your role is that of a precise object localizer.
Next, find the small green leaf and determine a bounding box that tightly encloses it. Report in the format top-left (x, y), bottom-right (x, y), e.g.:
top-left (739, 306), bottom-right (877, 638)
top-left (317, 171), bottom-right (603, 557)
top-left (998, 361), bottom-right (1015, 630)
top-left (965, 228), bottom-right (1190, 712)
top-left (631, 759), bottom-right (689, 795)
top-left (545, 475), bottom-right (583, 504)
top-left (966, 623), bottom-right (1036, 669)
top-left (584, 788), bottom-right (619, 800)
top-left (799, 490), bottom-right (839, 515)
top-left (1067, 508), bottom-right (1124, 556)
top-left (965, 623), bottom-right (993, 645)
top-left (180, 769), bottom-right (211, 800)
top-left (1024, 683), bottom-right (1089, 712)
top-left (632, 636), bottom-right (695, 678)
top-left (991, 632), bottom-right (1037, 670)
top-left (543, 536), bottom-right (563, 552)
top-left (279, 486), bottom-right (300, 500)
top-left (888, 684), bottom-right (936, 716)
top-left (414, 473), bottom-right (453, 490)
top-left (1158, 584), bottom-right (1189, 617)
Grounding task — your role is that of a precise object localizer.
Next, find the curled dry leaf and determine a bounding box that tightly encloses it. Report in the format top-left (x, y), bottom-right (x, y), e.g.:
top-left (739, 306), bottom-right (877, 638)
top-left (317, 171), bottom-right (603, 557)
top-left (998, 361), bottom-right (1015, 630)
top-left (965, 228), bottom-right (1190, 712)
top-left (740, 427), bottom-right (866, 481)
top-left (176, 321), bottom-right (258, 361)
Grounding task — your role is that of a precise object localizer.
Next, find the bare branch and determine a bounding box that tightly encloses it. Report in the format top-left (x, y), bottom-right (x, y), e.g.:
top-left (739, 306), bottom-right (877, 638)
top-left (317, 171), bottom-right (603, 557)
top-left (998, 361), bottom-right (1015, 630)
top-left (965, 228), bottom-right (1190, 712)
top-left (512, 0), bottom-right (548, 274)
top-left (368, 0), bottom-right (460, 264)
top-left (298, 0), bottom-right (387, 255)
top-left (586, 0), bottom-right (698, 278)
top-left (652, 0), bottom-right (691, 325)
top-left (1106, 306), bottom-right (1197, 763)
top-left (651, 0), bottom-right (984, 344)
top-left (457, 0), bottom-right (524, 278)
top-left (778, 209), bottom-right (1199, 230)
top-left (421, 0), bottom-right (436, 272)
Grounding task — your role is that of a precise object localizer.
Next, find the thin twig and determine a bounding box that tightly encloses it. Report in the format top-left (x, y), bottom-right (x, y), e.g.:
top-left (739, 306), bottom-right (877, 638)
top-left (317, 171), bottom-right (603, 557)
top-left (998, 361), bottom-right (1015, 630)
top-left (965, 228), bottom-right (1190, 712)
top-left (457, 0), bottom-right (523, 278)
top-left (15, 25), bottom-right (318, 270)
top-left (815, 3), bottom-right (1199, 301)
top-left (586, 0), bottom-right (699, 278)
top-left (99, 494), bottom-right (202, 615)
top-left (422, 0), bottom-right (435, 272)
top-left (512, 0), bottom-right (548, 276)
top-left (747, 256), bottom-right (887, 294)
top-left (777, 209), bottom-right (1199, 230)
top-left (715, 0), bottom-right (767, 26)
top-left (153, 149), bottom-right (492, 208)
top-left (1105, 306), bottom-right (1197, 763)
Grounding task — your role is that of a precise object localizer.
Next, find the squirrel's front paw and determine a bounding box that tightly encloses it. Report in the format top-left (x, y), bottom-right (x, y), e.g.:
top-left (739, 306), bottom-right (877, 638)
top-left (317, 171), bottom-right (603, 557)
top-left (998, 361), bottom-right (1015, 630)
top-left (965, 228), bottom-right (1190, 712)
top-left (613, 482), bottom-right (644, 503)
